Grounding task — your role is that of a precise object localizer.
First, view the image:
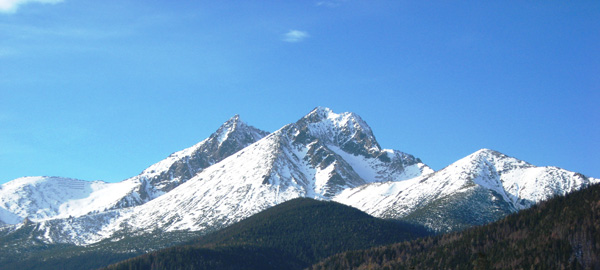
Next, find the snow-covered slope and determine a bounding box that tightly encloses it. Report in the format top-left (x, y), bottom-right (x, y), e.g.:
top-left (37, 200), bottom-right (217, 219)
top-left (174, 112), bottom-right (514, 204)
top-left (7, 107), bottom-right (431, 244)
top-left (105, 114), bottom-right (269, 209)
top-left (1, 108), bottom-right (597, 247)
top-left (0, 176), bottom-right (140, 224)
top-left (133, 114), bottom-right (268, 194)
top-left (334, 149), bottom-right (599, 232)
top-left (0, 116), bottom-right (268, 225)
top-left (116, 108), bottom-right (432, 234)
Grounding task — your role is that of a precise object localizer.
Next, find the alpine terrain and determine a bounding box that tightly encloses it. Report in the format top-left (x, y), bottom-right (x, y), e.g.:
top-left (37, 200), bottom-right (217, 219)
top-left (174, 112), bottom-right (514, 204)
top-left (334, 148), bottom-right (598, 232)
top-left (103, 198), bottom-right (431, 270)
top-left (0, 107), bottom-right (597, 268)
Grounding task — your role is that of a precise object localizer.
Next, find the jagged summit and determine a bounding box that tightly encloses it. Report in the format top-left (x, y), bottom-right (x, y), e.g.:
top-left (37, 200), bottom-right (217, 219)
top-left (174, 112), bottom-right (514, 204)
top-left (131, 115), bottom-right (269, 195)
top-left (212, 114), bottom-right (243, 140)
top-left (335, 148), bottom-right (598, 232)
top-left (99, 108), bottom-right (431, 233)
top-left (301, 107), bottom-right (372, 132)
top-left (1, 108), bottom-right (596, 250)
top-left (293, 107), bottom-right (381, 158)
top-left (3, 108), bottom-right (431, 244)
top-left (467, 148), bottom-right (516, 161)
top-left (208, 114), bottom-right (267, 148)
top-left (452, 148), bottom-right (535, 176)
top-left (0, 117), bottom-right (269, 225)
top-left (471, 148), bottom-right (500, 156)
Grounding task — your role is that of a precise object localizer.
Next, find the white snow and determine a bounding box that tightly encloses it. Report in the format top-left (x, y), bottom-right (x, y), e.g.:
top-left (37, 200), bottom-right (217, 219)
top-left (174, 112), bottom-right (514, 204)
top-left (11, 108), bottom-right (433, 244)
top-left (140, 139), bottom-right (208, 178)
top-left (2, 109), bottom-right (597, 247)
top-left (0, 176), bottom-right (145, 224)
top-left (0, 206), bottom-right (20, 225)
top-left (335, 148), bottom-right (599, 221)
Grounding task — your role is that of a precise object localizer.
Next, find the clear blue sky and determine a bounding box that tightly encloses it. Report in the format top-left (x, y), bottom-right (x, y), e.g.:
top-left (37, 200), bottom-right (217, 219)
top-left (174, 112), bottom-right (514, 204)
top-left (1, 1), bottom-right (598, 184)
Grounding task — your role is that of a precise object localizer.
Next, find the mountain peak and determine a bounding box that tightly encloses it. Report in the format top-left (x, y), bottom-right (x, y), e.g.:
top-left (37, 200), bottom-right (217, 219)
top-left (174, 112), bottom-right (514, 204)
top-left (468, 148), bottom-right (530, 164)
top-left (300, 107), bottom-right (380, 156)
top-left (470, 148), bottom-right (504, 158)
top-left (303, 107), bottom-right (363, 125)
top-left (219, 114), bottom-right (243, 132)
top-left (225, 114), bottom-right (242, 125)
top-left (131, 115), bottom-right (269, 198)
top-left (212, 114), bottom-right (265, 145)
top-left (455, 148), bottom-right (533, 173)
top-left (298, 107), bottom-right (372, 137)
top-left (307, 106), bottom-right (334, 118)
top-left (301, 107), bottom-right (336, 124)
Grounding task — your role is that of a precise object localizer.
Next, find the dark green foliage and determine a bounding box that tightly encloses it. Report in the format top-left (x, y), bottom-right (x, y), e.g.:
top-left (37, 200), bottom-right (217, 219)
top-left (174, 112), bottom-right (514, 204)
top-left (103, 198), bottom-right (431, 270)
top-left (102, 245), bottom-right (304, 270)
top-left (400, 186), bottom-right (515, 233)
top-left (310, 184), bottom-right (600, 270)
top-left (0, 228), bottom-right (204, 270)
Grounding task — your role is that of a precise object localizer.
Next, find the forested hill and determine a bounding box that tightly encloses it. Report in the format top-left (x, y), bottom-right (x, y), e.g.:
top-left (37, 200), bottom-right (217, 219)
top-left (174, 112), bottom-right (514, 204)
top-left (103, 198), bottom-right (431, 270)
top-left (310, 183), bottom-right (600, 270)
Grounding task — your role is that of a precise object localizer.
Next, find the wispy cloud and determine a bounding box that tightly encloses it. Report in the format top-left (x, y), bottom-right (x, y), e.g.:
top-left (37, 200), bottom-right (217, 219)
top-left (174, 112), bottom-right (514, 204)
top-left (316, 0), bottom-right (347, 8)
top-left (282, 30), bottom-right (309, 43)
top-left (0, 0), bottom-right (64, 14)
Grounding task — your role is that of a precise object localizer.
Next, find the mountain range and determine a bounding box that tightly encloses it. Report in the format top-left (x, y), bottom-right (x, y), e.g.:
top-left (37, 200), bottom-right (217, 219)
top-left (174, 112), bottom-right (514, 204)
top-left (311, 182), bottom-right (600, 269)
top-left (0, 107), bottom-right (597, 263)
top-left (103, 198), bottom-right (431, 270)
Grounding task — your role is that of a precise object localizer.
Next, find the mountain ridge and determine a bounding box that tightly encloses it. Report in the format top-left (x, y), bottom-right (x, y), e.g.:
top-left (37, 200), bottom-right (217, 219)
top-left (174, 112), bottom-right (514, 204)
top-left (334, 147), bottom-right (597, 232)
top-left (311, 183), bottom-right (600, 270)
top-left (101, 198), bottom-right (431, 270)
top-left (0, 107), bottom-right (596, 251)
top-left (0, 115), bottom-right (269, 226)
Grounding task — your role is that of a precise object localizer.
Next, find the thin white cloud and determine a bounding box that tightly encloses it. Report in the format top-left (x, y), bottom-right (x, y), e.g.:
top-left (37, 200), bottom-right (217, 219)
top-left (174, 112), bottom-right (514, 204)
top-left (283, 30), bottom-right (309, 43)
top-left (0, 0), bottom-right (64, 14)
top-left (316, 0), bottom-right (347, 8)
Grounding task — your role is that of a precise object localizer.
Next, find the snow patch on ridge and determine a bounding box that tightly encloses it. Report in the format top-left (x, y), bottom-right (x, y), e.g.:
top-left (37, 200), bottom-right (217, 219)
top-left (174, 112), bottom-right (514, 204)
top-left (0, 176), bottom-right (140, 223)
top-left (335, 148), bottom-right (599, 230)
top-left (6, 109), bottom-right (596, 246)
top-left (140, 139), bottom-right (208, 178)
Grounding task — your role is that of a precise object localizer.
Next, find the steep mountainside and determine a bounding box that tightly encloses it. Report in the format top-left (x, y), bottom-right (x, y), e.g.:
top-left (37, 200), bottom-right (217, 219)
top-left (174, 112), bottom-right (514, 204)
top-left (0, 115), bottom-right (268, 225)
top-left (335, 149), bottom-right (598, 232)
top-left (104, 107), bottom-right (431, 235)
top-left (0, 176), bottom-right (133, 224)
top-left (312, 183), bottom-right (600, 270)
top-left (0, 107), bottom-right (431, 245)
top-left (105, 114), bottom-right (269, 210)
top-left (0, 107), bottom-right (597, 264)
top-left (102, 198), bottom-right (431, 270)
top-left (129, 114), bottom-right (269, 195)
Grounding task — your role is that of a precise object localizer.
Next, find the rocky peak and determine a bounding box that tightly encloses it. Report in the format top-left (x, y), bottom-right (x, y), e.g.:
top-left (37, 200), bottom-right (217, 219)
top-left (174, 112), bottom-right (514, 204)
top-left (460, 149), bottom-right (534, 175)
top-left (292, 107), bottom-right (382, 158)
top-left (210, 115), bottom-right (268, 146)
top-left (120, 116), bottom-right (269, 205)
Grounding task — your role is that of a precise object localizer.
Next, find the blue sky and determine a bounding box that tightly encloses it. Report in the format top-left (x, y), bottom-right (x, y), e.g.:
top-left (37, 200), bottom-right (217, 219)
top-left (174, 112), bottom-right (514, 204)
top-left (1, 0), bottom-right (598, 184)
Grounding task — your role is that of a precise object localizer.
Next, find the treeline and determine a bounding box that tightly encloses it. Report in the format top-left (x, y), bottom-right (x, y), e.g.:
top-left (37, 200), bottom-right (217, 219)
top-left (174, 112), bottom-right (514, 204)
top-left (310, 184), bottom-right (600, 270)
top-left (103, 198), bottom-right (431, 270)
top-left (0, 226), bottom-right (203, 270)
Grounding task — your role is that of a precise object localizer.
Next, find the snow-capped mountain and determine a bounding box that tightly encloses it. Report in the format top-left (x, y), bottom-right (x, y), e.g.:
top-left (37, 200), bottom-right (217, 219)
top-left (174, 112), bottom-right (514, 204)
top-left (108, 107), bottom-right (431, 233)
top-left (0, 107), bottom-right (431, 245)
top-left (0, 107), bottom-right (597, 247)
top-left (106, 114), bottom-right (269, 209)
top-left (0, 176), bottom-right (147, 224)
top-left (334, 148), bottom-right (599, 232)
top-left (0, 115), bottom-right (268, 225)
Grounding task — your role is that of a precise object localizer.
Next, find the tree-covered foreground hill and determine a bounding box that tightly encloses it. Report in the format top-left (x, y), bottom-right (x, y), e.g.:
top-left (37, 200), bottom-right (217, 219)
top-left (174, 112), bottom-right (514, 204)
top-left (103, 198), bottom-right (430, 270)
top-left (310, 184), bottom-right (600, 270)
